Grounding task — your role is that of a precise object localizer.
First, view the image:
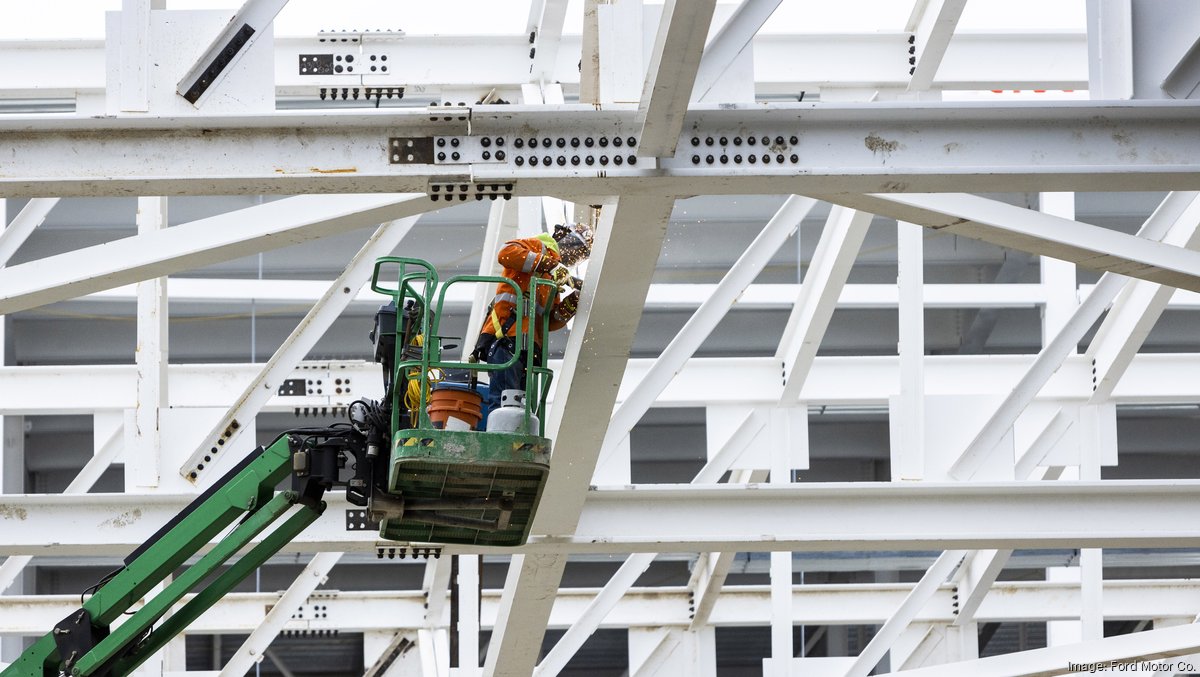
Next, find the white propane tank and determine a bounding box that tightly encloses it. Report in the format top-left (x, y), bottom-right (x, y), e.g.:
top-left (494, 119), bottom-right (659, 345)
top-left (486, 389), bottom-right (540, 433)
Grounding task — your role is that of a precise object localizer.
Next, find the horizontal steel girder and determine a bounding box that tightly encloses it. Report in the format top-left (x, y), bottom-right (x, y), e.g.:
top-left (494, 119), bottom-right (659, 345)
top-left (3, 481), bottom-right (1200, 556)
top-left (2, 579), bottom-right (1198, 634)
top-left (2, 352), bottom-right (1200, 416)
top-left (4, 102), bottom-right (1200, 198)
top-left (0, 32), bottom-right (1087, 98)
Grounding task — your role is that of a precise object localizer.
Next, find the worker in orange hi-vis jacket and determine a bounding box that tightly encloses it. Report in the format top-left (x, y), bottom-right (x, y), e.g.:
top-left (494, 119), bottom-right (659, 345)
top-left (471, 222), bottom-right (594, 413)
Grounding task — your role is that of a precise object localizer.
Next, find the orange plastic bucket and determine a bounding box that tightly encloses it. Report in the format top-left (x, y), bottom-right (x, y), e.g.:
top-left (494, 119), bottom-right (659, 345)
top-left (428, 384), bottom-right (484, 430)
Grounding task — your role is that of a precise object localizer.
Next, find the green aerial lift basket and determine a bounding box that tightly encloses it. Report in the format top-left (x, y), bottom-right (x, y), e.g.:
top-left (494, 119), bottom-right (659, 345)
top-left (370, 257), bottom-right (556, 547)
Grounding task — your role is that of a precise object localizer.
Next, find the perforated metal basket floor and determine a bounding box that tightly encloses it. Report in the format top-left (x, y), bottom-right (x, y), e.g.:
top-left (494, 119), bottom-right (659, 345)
top-left (381, 429), bottom-right (551, 546)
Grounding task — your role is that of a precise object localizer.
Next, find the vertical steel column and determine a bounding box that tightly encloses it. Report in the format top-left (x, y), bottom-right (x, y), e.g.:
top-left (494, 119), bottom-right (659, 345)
top-left (893, 221), bottom-right (925, 480)
top-left (132, 196), bottom-right (169, 490)
top-left (1039, 193), bottom-right (1077, 347)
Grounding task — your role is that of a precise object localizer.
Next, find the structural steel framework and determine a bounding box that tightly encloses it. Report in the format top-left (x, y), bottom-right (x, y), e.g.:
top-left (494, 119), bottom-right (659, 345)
top-left (4, 0), bottom-right (1200, 676)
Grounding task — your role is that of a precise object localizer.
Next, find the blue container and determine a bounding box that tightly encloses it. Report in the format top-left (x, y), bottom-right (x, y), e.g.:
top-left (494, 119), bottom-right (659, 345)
top-left (475, 383), bottom-right (491, 429)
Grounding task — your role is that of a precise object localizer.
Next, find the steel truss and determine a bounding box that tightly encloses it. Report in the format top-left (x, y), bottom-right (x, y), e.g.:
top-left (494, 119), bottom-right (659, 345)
top-left (6, 1), bottom-right (1200, 676)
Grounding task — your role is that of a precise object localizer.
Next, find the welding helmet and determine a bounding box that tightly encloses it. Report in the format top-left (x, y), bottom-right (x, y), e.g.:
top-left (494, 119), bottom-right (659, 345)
top-left (552, 222), bottom-right (594, 267)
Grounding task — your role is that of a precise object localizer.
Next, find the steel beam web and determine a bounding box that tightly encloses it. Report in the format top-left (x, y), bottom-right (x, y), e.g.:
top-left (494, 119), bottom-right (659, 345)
top-left (692, 0), bottom-right (783, 102)
top-left (0, 198), bottom-right (58, 268)
top-left (180, 213), bottom-right (422, 483)
top-left (0, 194), bottom-right (437, 315)
top-left (637, 0), bottom-right (719, 156)
top-left (484, 195), bottom-right (676, 676)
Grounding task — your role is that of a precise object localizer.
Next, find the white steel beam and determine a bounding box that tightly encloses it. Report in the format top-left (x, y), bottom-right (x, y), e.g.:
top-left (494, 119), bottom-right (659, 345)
top-left (18, 351), bottom-right (1200, 416)
top-left (132, 196), bottom-right (169, 490)
top-left (485, 195), bottom-right (676, 676)
top-left (0, 32), bottom-right (1090, 98)
top-left (8, 481), bottom-right (1200, 556)
top-left (691, 0), bottom-right (782, 103)
top-left (218, 552), bottom-right (342, 677)
top-left (176, 0), bottom-right (289, 107)
top-left (601, 195), bottom-right (816, 460)
top-left (949, 191), bottom-right (1200, 480)
top-left (637, 0), bottom-right (718, 156)
top-left (15, 580), bottom-right (1200, 634)
top-left (534, 553), bottom-right (656, 677)
top-left (528, 0), bottom-right (569, 83)
top-left (534, 432), bottom-right (757, 676)
top-left (363, 630), bottom-right (417, 677)
top-left (947, 467), bottom-right (1068, 631)
top-left (767, 426), bottom-right (792, 674)
top-left (630, 631), bottom-right (683, 677)
top-left (1039, 192), bottom-right (1078, 343)
top-left (77, 280), bottom-right (1051, 312)
top-left (824, 192), bottom-right (1200, 294)
top-left (0, 423), bottom-right (121, 594)
top-left (117, 0), bottom-right (151, 112)
top-left (878, 622), bottom-right (1200, 677)
top-left (1163, 36), bottom-right (1200, 100)
top-left (776, 207), bottom-right (873, 400)
top-left (688, 553), bottom-right (738, 630)
top-left (1091, 281), bottom-right (1178, 403)
top-left (949, 272), bottom-right (1125, 480)
top-left (843, 551), bottom-right (967, 677)
top-left (457, 555), bottom-right (481, 672)
top-left (893, 221), bottom-right (925, 480)
top-left (423, 556), bottom-right (453, 629)
top-left (579, 0), bottom-right (600, 103)
top-left (179, 214), bottom-right (421, 484)
top-left (0, 194), bottom-right (436, 315)
top-left (1085, 0), bottom-right (1134, 100)
top-left (9, 103), bottom-right (1200, 198)
top-left (26, 347), bottom-right (1200, 420)
top-left (906, 0), bottom-right (969, 91)
top-left (1088, 192), bottom-right (1200, 402)
top-left (0, 198), bottom-right (58, 267)
top-left (881, 455), bottom-right (1068, 650)
top-left (592, 0), bottom-right (644, 105)
top-left (486, 555), bottom-right (563, 677)
top-left (418, 628), bottom-right (448, 677)
top-left (953, 549), bottom-right (1012, 627)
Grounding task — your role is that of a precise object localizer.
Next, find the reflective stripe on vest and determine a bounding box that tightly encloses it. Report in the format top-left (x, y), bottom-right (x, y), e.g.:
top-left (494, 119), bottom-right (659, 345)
top-left (489, 292), bottom-right (521, 338)
top-left (521, 251), bottom-right (538, 273)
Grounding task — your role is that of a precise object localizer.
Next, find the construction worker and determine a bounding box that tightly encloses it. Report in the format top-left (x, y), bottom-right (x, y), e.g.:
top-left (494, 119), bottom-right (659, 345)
top-left (472, 223), bottom-right (594, 414)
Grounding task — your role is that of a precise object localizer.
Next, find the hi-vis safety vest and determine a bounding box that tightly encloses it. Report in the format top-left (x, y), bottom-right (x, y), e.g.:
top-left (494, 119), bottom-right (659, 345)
top-left (481, 237), bottom-right (571, 346)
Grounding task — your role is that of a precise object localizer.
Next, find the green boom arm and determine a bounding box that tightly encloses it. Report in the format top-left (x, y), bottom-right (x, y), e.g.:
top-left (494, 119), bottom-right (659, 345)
top-left (2, 436), bottom-right (325, 677)
top-left (4, 256), bottom-right (561, 673)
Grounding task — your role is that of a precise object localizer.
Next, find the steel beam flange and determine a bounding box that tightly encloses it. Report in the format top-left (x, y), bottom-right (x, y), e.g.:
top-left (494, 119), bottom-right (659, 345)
top-left (428, 180), bottom-right (514, 202)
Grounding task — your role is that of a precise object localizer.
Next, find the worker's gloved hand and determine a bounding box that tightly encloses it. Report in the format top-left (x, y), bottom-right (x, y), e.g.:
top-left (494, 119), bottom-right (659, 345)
top-left (553, 290), bottom-right (581, 322)
top-left (471, 334), bottom-right (496, 363)
top-left (549, 264), bottom-right (572, 287)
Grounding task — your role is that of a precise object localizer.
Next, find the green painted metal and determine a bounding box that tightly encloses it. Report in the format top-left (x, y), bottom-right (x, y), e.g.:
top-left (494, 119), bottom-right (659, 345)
top-left (384, 429), bottom-right (550, 546)
top-left (370, 257), bottom-right (555, 434)
top-left (107, 501), bottom-right (325, 675)
top-left (429, 273), bottom-right (556, 434)
top-left (4, 637), bottom-right (57, 677)
top-left (2, 437), bottom-right (297, 677)
top-left (72, 492), bottom-right (297, 676)
top-left (369, 258), bottom-right (557, 547)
